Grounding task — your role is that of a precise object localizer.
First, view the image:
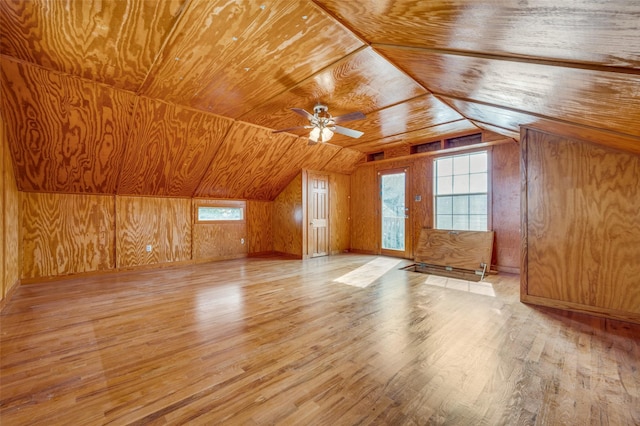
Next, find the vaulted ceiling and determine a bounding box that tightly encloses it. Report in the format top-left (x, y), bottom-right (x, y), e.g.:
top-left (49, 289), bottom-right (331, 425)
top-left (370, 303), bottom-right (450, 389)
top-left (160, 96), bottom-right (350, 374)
top-left (1, 0), bottom-right (639, 199)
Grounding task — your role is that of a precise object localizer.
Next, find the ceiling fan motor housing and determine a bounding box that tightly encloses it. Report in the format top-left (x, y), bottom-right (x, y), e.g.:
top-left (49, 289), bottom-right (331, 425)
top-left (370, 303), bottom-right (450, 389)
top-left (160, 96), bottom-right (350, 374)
top-left (313, 104), bottom-right (330, 116)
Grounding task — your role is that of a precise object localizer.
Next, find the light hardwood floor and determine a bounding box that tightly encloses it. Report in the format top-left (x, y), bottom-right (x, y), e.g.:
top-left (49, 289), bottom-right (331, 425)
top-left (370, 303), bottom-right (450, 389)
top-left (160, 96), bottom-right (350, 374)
top-left (1, 254), bottom-right (639, 425)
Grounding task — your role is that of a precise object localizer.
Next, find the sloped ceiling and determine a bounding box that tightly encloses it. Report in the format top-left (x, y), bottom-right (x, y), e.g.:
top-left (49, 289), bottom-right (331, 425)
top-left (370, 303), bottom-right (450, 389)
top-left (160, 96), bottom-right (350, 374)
top-left (1, 0), bottom-right (639, 199)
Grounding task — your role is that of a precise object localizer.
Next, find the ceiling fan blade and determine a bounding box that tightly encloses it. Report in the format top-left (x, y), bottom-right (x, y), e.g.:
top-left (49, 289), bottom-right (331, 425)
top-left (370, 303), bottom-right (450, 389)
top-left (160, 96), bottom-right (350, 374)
top-left (272, 126), bottom-right (307, 134)
top-left (333, 125), bottom-right (364, 139)
top-left (291, 108), bottom-right (314, 121)
top-left (333, 111), bottom-right (366, 124)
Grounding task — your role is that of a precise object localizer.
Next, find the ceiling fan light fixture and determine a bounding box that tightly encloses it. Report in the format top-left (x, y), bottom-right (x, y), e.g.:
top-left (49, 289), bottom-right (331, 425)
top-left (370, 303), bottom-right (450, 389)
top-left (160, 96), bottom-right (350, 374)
top-left (309, 126), bottom-right (321, 142)
top-left (276, 104), bottom-right (365, 142)
top-left (321, 126), bottom-right (334, 142)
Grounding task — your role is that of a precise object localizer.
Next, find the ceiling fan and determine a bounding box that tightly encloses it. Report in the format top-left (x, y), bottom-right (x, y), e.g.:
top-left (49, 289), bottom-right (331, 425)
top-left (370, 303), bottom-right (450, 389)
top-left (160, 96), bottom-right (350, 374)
top-left (273, 104), bottom-right (366, 144)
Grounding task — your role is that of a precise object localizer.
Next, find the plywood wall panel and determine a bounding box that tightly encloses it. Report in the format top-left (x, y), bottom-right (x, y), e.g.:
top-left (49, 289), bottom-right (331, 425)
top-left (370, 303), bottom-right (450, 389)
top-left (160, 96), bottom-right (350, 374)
top-left (195, 123), bottom-right (296, 200)
top-left (21, 193), bottom-right (114, 279)
top-left (192, 199), bottom-right (247, 260)
top-left (3, 116), bottom-right (20, 295)
top-left (378, 47), bottom-right (640, 139)
top-left (415, 229), bottom-right (494, 271)
top-left (116, 196), bottom-right (191, 268)
top-left (247, 200), bottom-right (273, 254)
top-left (255, 139), bottom-right (340, 201)
top-left (273, 173), bottom-right (303, 257)
top-left (3, 128), bottom-right (20, 295)
top-left (350, 165), bottom-right (378, 252)
top-left (492, 142), bottom-right (521, 272)
top-left (385, 145), bottom-right (411, 159)
top-left (193, 223), bottom-right (246, 261)
top-left (410, 157), bottom-right (433, 252)
top-left (524, 129), bottom-right (640, 317)
top-left (321, 1), bottom-right (640, 68)
top-left (118, 97), bottom-right (233, 197)
top-left (142, 0), bottom-right (364, 117)
top-left (329, 172), bottom-right (350, 254)
top-left (332, 94), bottom-right (463, 147)
top-left (1, 114), bottom-right (5, 298)
top-left (241, 47), bottom-right (427, 133)
top-left (322, 148), bottom-right (365, 174)
top-left (0, 0), bottom-right (185, 91)
top-left (0, 59), bottom-right (135, 193)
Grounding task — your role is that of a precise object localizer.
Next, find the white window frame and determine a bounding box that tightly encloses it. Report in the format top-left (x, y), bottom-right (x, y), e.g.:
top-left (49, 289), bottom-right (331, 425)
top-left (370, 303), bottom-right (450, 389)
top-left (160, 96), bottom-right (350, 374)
top-left (434, 150), bottom-right (490, 231)
top-left (195, 200), bottom-right (246, 224)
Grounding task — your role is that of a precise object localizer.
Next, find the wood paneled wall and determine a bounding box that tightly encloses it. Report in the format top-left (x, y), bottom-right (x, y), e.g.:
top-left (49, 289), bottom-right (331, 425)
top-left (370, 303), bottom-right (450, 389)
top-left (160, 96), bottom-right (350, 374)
top-left (1, 59), bottom-right (136, 193)
top-left (247, 200), bottom-right (273, 255)
top-left (18, 193), bottom-right (267, 281)
top-left (1, 120), bottom-right (4, 299)
top-left (21, 192), bottom-right (114, 280)
top-left (329, 173), bottom-right (351, 254)
top-left (492, 142), bottom-right (521, 272)
top-left (116, 196), bottom-right (191, 268)
top-left (273, 173), bottom-right (303, 257)
top-left (410, 157), bottom-right (433, 254)
top-left (522, 128), bottom-right (640, 324)
top-left (118, 97), bottom-right (233, 197)
top-left (192, 199), bottom-right (247, 261)
top-left (2, 115), bottom-right (21, 303)
top-left (350, 165), bottom-right (378, 253)
top-left (350, 142), bottom-right (521, 269)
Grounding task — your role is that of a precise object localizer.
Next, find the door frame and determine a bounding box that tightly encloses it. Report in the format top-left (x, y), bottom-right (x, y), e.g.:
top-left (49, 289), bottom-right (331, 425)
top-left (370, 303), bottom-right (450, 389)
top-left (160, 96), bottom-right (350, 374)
top-left (378, 167), bottom-right (412, 258)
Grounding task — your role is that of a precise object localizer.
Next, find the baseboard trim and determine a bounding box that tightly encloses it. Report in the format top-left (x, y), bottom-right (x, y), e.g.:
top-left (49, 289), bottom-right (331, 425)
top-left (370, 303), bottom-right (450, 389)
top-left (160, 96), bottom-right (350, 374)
top-left (522, 294), bottom-right (640, 325)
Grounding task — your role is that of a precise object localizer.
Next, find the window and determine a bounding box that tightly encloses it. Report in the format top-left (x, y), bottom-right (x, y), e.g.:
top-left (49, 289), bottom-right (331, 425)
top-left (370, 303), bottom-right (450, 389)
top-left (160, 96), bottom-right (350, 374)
top-left (195, 200), bottom-right (245, 223)
top-left (434, 151), bottom-right (488, 231)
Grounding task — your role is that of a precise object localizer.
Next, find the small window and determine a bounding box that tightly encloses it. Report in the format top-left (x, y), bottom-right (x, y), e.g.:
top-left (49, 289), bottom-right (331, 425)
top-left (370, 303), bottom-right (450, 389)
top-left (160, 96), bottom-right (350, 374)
top-left (411, 140), bottom-right (442, 154)
top-left (195, 200), bottom-right (245, 223)
top-left (444, 133), bottom-right (482, 149)
top-left (367, 151), bottom-right (384, 162)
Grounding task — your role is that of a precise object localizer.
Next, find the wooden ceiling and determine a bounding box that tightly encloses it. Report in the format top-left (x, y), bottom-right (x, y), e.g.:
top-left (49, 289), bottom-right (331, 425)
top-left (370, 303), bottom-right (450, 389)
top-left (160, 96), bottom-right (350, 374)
top-left (1, 0), bottom-right (639, 199)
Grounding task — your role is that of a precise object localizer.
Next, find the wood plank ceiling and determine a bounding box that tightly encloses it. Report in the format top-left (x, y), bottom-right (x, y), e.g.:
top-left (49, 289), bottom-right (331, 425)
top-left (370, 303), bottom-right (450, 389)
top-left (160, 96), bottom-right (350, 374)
top-left (1, 0), bottom-right (639, 199)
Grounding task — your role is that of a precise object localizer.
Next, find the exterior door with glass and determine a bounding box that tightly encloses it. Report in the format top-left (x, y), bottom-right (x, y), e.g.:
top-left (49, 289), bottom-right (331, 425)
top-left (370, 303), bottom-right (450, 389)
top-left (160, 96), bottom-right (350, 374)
top-left (379, 169), bottom-right (410, 258)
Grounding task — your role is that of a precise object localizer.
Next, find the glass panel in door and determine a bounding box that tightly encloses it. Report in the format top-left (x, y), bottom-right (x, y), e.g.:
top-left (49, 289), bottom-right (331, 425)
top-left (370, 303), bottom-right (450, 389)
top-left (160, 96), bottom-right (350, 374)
top-left (381, 172), bottom-right (406, 252)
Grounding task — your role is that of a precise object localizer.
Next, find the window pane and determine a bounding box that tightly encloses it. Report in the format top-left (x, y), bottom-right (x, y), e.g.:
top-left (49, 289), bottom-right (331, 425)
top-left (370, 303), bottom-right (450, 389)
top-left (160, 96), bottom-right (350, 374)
top-left (469, 194), bottom-right (487, 214)
top-left (437, 157), bottom-right (453, 176)
top-left (453, 155), bottom-right (469, 174)
top-left (437, 215), bottom-right (452, 230)
top-left (453, 174), bottom-right (469, 194)
top-left (452, 215), bottom-right (469, 230)
top-left (469, 172), bottom-right (487, 193)
top-left (452, 195), bottom-right (469, 214)
top-left (437, 176), bottom-right (453, 195)
top-left (436, 196), bottom-right (452, 215)
top-left (469, 215), bottom-right (487, 231)
top-left (434, 151), bottom-right (488, 232)
top-left (198, 206), bottom-right (243, 221)
top-left (469, 152), bottom-right (487, 173)
top-left (381, 172), bottom-right (406, 251)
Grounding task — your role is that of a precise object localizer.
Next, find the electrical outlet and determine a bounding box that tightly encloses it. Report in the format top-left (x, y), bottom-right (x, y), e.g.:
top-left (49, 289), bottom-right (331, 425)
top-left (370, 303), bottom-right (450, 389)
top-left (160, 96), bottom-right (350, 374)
top-left (145, 244), bottom-right (152, 252)
top-left (240, 238), bottom-right (245, 245)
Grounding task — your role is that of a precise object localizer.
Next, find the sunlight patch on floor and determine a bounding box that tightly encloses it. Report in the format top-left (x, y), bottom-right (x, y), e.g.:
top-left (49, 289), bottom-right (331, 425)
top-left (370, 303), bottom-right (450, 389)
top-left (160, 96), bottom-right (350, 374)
top-left (424, 275), bottom-right (496, 297)
top-left (334, 257), bottom-right (403, 288)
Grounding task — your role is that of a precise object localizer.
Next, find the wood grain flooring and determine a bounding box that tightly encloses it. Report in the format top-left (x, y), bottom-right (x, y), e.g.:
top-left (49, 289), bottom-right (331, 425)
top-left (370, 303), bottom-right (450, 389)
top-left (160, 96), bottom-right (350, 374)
top-left (1, 254), bottom-right (639, 425)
